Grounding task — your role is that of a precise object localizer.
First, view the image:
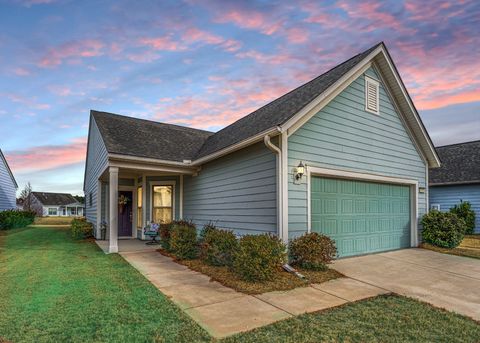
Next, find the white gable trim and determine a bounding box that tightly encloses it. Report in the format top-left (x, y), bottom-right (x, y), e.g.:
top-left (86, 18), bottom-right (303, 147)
top-left (0, 149), bottom-right (17, 189)
top-left (279, 44), bottom-right (440, 168)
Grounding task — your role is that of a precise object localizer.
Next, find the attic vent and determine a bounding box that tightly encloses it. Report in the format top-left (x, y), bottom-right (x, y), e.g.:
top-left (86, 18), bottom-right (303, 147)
top-left (365, 76), bottom-right (379, 114)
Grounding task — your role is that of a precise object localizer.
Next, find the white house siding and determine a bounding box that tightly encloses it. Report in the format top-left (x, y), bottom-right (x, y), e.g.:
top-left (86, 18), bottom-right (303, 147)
top-left (84, 118), bottom-right (109, 230)
top-left (183, 141), bottom-right (277, 236)
top-left (288, 67), bottom-right (427, 240)
top-left (0, 154), bottom-right (16, 211)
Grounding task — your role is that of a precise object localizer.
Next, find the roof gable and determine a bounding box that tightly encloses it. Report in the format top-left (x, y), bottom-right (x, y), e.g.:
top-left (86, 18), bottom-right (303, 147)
top-left (32, 192), bottom-right (80, 206)
top-left (0, 149), bottom-right (17, 189)
top-left (429, 141), bottom-right (480, 185)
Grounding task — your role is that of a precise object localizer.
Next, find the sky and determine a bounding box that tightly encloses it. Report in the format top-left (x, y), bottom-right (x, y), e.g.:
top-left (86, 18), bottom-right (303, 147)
top-left (0, 0), bottom-right (479, 196)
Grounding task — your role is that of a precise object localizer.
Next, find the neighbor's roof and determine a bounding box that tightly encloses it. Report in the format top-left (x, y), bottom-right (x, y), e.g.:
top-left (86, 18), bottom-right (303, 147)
top-left (429, 140), bottom-right (480, 185)
top-left (0, 149), bottom-right (17, 189)
top-left (91, 42), bottom-right (438, 166)
top-left (93, 111), bottom-right (213, 162)
top-left (31, 192), bottom-right (81, 206)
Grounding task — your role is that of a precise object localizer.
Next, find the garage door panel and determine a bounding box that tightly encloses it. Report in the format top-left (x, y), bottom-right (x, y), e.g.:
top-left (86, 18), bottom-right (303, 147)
top-left (311, 177), bottom-right (411, 257)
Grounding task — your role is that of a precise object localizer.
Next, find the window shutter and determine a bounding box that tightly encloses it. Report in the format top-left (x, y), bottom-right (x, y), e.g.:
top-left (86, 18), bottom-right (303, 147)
top-left (365, 76), bottom-right (379, 114)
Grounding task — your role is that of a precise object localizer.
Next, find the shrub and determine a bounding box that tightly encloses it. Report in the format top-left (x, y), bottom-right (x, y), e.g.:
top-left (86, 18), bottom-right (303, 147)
top-left (200, 227), bottom-right (238, 266)
top-left (0, 210), bottom-right (35, 230)
top-left (421, 210), bottom-right (466, 248)
top-left (289, 232), bottom-right (337, 271)
top-left (70, 217), bottom-right (94, 239)
top-left (199, 222), bottom-right (217, 242)
top-left (170, 221), bottom-right (198, 259)
top-left (450, 201), bottom-right (476, 235)
top-left (159, 223), bottom-right (173, 251)
top-left (233, 234), bottom-right (286, 282)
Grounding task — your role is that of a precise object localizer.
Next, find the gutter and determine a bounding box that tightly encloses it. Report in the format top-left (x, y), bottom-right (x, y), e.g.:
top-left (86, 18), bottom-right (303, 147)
top-left (264, 127), bottom-right (283, 240)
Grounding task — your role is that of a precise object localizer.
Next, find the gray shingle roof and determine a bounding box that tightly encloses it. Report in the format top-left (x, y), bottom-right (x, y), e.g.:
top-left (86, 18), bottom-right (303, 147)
top-left (32, 192), bottom-right (80, 206)
top-left (93, 111), bottom-right (213, 162)
top-left (429, 140), bottom-right (480, 185)
top-left (92, 43), bottom-right (382, 163)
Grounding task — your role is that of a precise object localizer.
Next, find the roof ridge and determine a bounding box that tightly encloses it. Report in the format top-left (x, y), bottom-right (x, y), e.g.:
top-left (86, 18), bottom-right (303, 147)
top-left (91, 110), bottom-right (214, 135)
top-left (436, 139), bottom-right (480, 148)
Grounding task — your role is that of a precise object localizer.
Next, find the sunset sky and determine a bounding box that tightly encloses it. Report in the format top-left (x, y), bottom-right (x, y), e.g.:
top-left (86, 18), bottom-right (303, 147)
top-left (1, 0), bottom-right (479, 196)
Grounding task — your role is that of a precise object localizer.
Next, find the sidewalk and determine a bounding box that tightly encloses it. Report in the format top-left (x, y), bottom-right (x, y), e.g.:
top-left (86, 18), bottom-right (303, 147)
top-left (121, 250), bottom-right (388, 338)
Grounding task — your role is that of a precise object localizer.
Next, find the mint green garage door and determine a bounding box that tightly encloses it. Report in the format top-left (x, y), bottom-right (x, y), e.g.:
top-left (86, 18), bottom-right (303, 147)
top-left (311, 177), bottom-right (411, 257)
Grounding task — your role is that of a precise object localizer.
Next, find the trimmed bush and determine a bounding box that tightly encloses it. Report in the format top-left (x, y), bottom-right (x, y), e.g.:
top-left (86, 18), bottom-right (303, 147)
top-left (170, 221), bottom-right (197, 259)
top-left (159, 223), bottom-right (173, 251)
top-left (421, 210), bottom-right (466, 248)
top-left (0, 210), bottom-right (35, 230)
top-left (199, 222), bottom-right (217, 242)
top-left (200, 227), bottom-right (238, 266)
top-left (289, 232), bottom-right (337, 271)
top-left (233, 234), bottom-right (286, 282)
top-left (70, 217), bottom-right (93, 239)
top-left (450, 201), bottom-right (476, 235)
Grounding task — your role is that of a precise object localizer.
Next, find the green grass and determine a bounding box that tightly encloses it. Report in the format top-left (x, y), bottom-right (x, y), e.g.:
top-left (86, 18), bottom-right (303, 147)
top-left (422, 235), bottom-right (480, 260)
top-left (1, 227), bottom-right (479, 343)
top-left (225, 295), bottom-right (480, 343)
top-left (0, 226), bottom-right (210, 343)
top-left (34, 216), bottom-right (78, 225)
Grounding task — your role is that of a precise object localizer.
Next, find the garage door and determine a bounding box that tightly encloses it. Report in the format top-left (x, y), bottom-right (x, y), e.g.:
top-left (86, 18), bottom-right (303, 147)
top-left (311, 177), bottom-right (411, 257)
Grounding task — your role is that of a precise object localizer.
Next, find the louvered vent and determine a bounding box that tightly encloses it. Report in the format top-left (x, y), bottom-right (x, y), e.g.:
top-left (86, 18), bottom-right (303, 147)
top-left (365, 76), bottom-right (379, 114)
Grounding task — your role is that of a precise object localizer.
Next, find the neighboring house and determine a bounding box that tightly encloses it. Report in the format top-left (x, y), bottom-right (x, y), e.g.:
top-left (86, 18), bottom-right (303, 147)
top-left (0, 149), bottom-right (17, 211)
top-left (84, 42), bottom-right (440, 256)
top-left (30, 192), bottom-right (85, 217)
top-left (429, 140), bottom-right (480, 233)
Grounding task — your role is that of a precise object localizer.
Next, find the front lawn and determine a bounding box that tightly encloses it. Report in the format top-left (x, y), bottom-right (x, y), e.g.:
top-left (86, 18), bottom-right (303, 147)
top-left (34, 216), bottom-right (78, 225)
top-left (1, 227), bottom-right (479, 343)
top-left (0, 227), bottom-right (209, 343)
top-left (422, 235), bottom-right (480, 259)
top-left (226, 295), bottom-right (480, 343)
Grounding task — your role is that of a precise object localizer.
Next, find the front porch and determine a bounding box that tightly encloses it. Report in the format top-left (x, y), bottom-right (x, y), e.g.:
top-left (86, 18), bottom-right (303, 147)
top-left (95, 239), bottom-right (159, 253)
top-left (96, 160), bottom-right (197, 253)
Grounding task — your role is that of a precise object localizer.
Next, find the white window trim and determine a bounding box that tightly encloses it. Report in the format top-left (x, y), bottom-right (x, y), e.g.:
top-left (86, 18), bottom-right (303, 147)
top-left (306, 166), bottom-right (419, 247)
top-left (365, 75), bottom-right (380, 115)
top-left (149, 180), bottom-right (176, 224)
top-left (431, 204), bottom-right (441, 211)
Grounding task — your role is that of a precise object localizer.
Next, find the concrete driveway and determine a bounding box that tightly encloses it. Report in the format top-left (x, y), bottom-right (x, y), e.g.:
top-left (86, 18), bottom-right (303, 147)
top-left (331, 248), bottom-right (480, 321)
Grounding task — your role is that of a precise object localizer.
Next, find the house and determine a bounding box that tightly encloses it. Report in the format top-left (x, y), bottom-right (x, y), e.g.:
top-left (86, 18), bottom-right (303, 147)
top-left (429, 140), bottom-right (479, 233)
top-left (84, 42), bottom-right (440, 256)
top-left (30, 192), bottom-right (85, 217)
top-left (0, 149), bottom-right (17, 211)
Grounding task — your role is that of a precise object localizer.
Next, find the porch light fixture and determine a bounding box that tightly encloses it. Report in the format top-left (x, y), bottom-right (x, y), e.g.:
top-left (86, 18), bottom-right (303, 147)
top-left (295, 161), bottom-right (305, 181)
top-left (419, 187), bottom-right (426, 193)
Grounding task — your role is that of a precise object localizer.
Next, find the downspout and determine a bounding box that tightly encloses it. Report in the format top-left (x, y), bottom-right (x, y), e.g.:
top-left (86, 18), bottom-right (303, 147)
top-left (264, 129), bottom-right (283, 240)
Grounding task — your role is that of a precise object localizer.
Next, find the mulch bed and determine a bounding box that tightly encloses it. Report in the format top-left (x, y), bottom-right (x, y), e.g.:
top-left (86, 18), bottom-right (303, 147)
top-left (157, 249), bottom-right (343, 294)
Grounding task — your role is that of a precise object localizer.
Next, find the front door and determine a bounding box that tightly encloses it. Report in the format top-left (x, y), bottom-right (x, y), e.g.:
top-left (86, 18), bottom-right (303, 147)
top-left (118, 190), bottom-right (133, 237)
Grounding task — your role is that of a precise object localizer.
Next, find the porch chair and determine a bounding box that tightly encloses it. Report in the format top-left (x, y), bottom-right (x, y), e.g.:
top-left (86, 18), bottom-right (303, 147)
top-left (144, 222), bottom-right (160, 245)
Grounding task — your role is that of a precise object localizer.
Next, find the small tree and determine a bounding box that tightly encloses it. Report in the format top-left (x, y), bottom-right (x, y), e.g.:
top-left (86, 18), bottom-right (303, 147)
top-left (19, 182), bottom-right (33, 211)
top-left (450, 201), bottom-right (476, 235)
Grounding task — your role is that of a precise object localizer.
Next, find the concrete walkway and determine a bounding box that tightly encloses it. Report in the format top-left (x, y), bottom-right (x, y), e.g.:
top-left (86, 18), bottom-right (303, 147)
top-left (332, 248), bottom-right (480, 321)
top-left (121, 250), bottom-right (388, 338)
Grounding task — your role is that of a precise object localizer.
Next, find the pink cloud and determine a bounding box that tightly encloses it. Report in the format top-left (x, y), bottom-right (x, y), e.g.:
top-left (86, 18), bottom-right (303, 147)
top-left (182, 28), bottom-right (242, 52)
top-left (285, 27), bottom-right (309, 44)
top-left (5, 137), bottom-right (87, 172)
top-left (13, 67), bottom-right (31, 76)
top-left (138, 36), bottom-right (185, 51)
top-left (215, 9), bottom-right (282, 36)
top-left (38, 39), bottom-right (104, 67)
top-left (3, 93), bottom-right (50, 110)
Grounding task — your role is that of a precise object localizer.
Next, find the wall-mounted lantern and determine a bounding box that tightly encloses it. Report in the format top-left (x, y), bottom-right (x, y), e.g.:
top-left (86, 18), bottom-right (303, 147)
top-left (295, 161), bottom-right (305, 181)
top-left (419, 187), bottom-right (426, 194)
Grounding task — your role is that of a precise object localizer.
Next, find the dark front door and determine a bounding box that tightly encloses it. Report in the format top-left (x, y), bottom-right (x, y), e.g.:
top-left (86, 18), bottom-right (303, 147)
top-left (118, 190), bottom-right (133, 237)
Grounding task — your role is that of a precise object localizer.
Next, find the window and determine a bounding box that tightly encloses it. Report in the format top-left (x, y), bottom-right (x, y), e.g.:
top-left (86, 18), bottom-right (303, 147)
top-left (137, 186), bottom-right (143, 228)
top-left (48, 208), bottom-right (58, 216)
top-left (431, 204), bottom-right (441, 211)
top-left (71, 207), bottom-right (77, 216)
top-left (152, 185), bottom-right (173, 224)
top-left (365, 76), bottom-right (379, 114)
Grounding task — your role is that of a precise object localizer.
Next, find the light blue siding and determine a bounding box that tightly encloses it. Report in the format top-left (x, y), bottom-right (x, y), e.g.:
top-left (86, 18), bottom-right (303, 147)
top-left (0, 152), bottom-right (16, 211)
top-left (288, 67), bottom-right (427, 240)
top-left (430, 184), bottom-right (480, 233)
top-left (183, 141), bottom-right (277, 235)
top-left (84, 118), bottom-right (109, 233)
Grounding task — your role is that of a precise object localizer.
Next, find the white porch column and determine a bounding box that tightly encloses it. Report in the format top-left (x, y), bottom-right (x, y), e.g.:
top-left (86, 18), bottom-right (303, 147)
top-left (108, 167), bottom-right (119, 253)
top-left (141, 174), bottom-right (147, 240)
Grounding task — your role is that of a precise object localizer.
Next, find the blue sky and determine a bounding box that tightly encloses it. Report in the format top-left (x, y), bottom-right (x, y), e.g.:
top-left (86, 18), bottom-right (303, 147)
top-left (0, 0), bottom-right (479, 195)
